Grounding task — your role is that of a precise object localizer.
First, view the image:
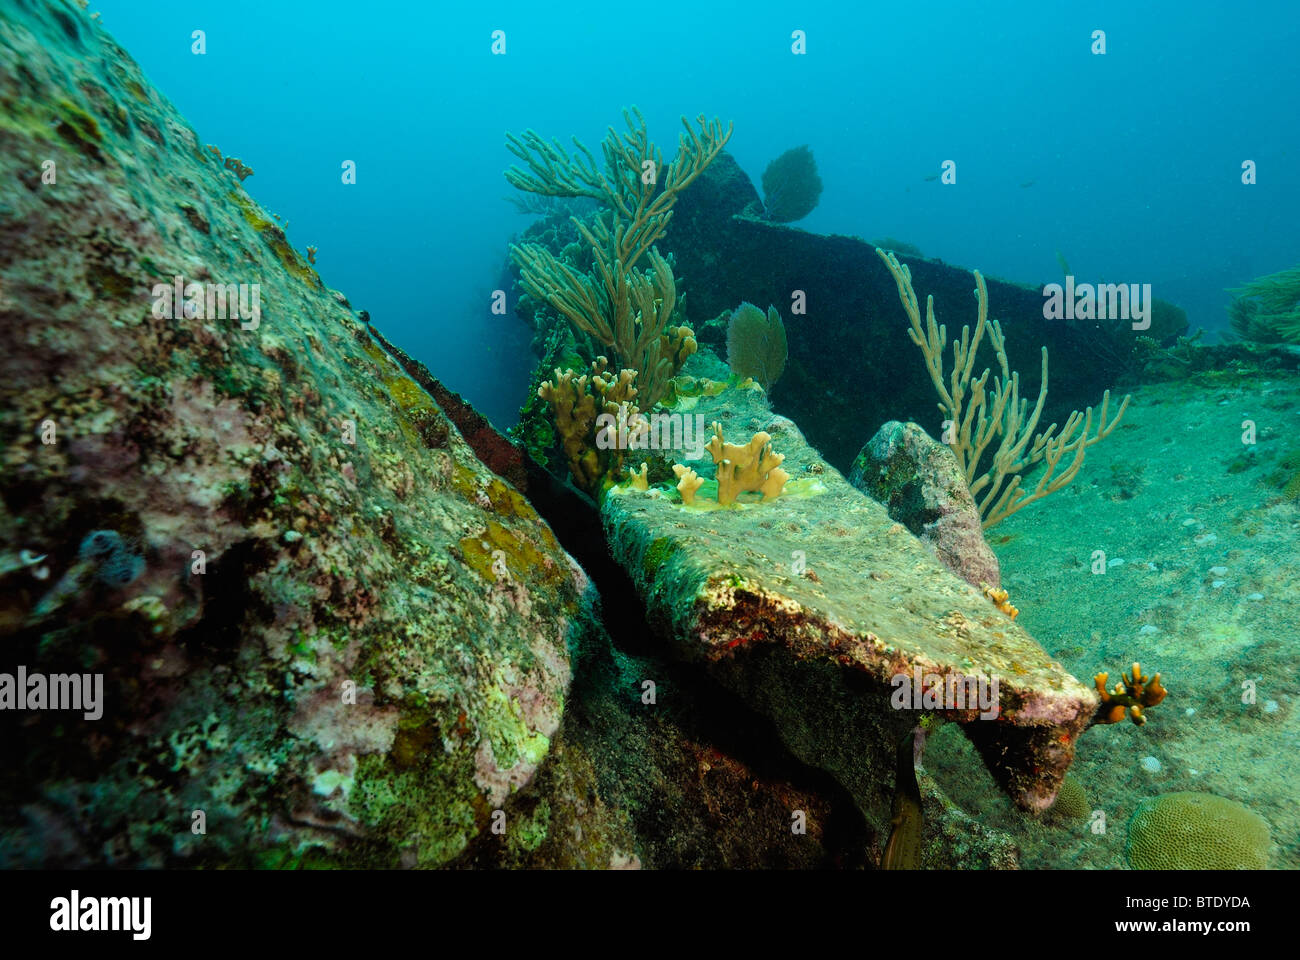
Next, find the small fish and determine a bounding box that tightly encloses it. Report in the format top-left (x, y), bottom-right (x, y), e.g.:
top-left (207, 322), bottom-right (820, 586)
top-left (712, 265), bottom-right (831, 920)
top-left (881, 726), bottom-right (924, 869)
top-left (923, 174), bottom-right (940, 182)
top-left (1019, 179), bottom-right (1036, 188)
top-left (26, 531), bottom-right (143, 625)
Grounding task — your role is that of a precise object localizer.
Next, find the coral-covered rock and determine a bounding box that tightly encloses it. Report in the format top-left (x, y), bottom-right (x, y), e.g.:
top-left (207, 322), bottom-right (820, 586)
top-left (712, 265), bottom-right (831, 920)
top-left (849, 420), bottom-right (1000, 589)
top-left (918, 773), bottom-right (1019, 868)
top-left (0, 3), bottom-right (588, 868)
top-left (601, 369), bottom-right (1097, 857)
top-left (463, 616), bottom-right (868, 869)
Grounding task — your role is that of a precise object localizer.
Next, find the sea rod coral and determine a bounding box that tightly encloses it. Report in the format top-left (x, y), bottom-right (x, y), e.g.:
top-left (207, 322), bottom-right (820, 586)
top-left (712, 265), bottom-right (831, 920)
top-left (506, 108), bottom-right (730, 409)
top-left (876, 248), bottom-right (1130, 528)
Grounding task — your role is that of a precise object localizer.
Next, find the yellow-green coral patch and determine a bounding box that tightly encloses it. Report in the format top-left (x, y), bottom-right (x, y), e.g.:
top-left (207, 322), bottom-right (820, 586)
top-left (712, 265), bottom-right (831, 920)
top-left (53, 98), bottom-right (103, 158)
top-left (459, 520), bottom-right (562, 587)
top-left (231, 191), bottom-right (321, 287)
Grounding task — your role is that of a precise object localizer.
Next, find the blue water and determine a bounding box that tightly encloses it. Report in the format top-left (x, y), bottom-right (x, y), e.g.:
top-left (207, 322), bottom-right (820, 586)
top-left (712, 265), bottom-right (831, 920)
top-left (93, 0), bottom-right (1300, 425)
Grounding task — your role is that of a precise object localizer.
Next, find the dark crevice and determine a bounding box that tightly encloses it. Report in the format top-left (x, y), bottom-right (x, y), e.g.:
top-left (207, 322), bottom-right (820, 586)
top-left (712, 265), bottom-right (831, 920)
top-left (376, 335), bottom-right (872, 865)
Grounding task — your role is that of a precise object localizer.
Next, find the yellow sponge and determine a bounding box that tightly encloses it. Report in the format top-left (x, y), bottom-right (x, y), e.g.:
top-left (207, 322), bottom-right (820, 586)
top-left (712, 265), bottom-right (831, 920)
top-left (1125, 792), bottom-right (1270, 869)
top-left (704, 422), bottom-right (789, 505)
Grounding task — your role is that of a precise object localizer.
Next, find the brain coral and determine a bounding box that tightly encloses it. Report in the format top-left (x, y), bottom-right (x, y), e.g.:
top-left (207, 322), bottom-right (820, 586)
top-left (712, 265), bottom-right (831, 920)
top-left (1125, 792), bottom-right (1271, 869)
top-left (1049, 773), bottom-right (1089, 821)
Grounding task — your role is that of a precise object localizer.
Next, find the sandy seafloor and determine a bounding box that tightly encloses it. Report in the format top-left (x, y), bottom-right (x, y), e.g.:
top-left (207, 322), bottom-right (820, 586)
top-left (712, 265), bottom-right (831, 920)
top-left (918, 367), bottom-right (1300, 869)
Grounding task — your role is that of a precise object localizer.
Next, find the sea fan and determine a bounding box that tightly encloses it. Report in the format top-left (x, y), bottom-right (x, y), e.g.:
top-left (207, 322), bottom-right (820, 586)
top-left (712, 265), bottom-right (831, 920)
top-left (726, 303), bottom-right (787, 391)
top-left (761, 145), bottom-right (823, 223)
top-left (1228, 264), bottom-right (1300, 343)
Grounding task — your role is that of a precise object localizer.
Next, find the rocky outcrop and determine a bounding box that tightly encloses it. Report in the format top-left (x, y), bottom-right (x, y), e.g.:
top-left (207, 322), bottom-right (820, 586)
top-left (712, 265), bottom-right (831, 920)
top-left (0, 0), bottom-right (1105, 871)
top-left (849, 420), bottom-right (1000, 589)
top-left (462, 612), bottom-right (872, 869)
top-left (600, 367), bottom-right (1097, 860)
top-left (0, 1), bottom-right (585, 868)
top-left (0, 1), bottom-right (890, 872)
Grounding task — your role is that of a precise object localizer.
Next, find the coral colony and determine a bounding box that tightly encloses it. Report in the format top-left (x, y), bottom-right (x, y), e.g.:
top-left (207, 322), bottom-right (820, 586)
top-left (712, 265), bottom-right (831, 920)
top-left (2, 0), bottom-right (1291, 878)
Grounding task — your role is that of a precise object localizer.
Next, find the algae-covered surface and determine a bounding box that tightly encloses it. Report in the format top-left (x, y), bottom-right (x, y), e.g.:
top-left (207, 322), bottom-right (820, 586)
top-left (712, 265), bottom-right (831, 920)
top-left (597, 365), bottom-right (1103, 866)
top-left (0, 2), bottom-right (590, 868)
top-left (924, 369), bottom-right (1300, 869)
top-left (4, 0), bottom-right (1297, 875)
